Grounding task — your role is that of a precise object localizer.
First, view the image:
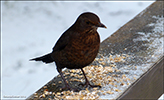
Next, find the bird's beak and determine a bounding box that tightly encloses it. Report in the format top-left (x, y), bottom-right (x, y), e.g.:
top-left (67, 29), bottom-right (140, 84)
top-left (99, 22), bottom-right (107, 28)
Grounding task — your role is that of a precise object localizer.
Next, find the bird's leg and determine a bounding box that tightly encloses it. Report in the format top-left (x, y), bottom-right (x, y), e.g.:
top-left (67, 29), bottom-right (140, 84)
top-left (80, 68), bottom-right (101, 88)
top-left (57, 68), bottom-right (79, 91)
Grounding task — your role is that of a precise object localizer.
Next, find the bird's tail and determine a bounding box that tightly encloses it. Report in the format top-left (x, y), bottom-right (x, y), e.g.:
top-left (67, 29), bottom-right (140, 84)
top-left (30, 53), bottom-right (53, 64)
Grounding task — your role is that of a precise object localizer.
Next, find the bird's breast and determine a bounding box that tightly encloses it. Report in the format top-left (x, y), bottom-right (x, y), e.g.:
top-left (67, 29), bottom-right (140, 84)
top-left (64, 32), bottom-right (100, 67)
top-left (53, 31), bottom-right (100, 69)
top-left (71, 32), bottom-right (100, 54)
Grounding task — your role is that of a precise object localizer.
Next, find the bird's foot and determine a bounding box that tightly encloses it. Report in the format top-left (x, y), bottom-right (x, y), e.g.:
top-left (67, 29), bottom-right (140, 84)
top-left (89, 84), bottom-right (101, 88)
top-left (79, 82), bottom-right (101, 88)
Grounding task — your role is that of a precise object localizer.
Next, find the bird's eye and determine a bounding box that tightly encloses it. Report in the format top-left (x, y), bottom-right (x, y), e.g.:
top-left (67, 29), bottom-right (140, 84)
top-left (86, 21), bottom-right (90, 25)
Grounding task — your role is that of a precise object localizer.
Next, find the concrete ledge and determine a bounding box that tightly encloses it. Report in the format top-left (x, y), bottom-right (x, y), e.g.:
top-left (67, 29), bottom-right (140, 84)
top-left (117, 56), bottom-right (163, 99)
top-left (27, 1), bottom-right (163, 99)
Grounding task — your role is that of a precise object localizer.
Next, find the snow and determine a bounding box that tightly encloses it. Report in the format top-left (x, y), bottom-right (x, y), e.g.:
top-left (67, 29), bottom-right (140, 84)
top-left (1, 1), bottom-right (157, 99)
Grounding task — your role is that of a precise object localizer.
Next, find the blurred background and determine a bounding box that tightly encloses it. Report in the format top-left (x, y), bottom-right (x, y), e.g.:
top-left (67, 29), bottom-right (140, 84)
top-left (2, 1), bottom-right (162, 99)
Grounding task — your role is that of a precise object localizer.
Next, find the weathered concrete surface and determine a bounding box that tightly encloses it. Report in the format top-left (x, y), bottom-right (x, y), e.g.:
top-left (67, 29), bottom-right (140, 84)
top-left (27, 1), bottom-right (163, 99)
top-left (117, 56), bottom-right (163, 99)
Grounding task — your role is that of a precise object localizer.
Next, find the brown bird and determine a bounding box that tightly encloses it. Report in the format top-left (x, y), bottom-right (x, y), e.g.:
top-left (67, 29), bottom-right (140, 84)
top-left (30, 12), bottom-right (106, 91)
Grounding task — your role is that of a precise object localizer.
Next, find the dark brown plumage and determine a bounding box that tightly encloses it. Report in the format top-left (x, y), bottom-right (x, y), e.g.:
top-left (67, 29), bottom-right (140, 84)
top-left (30, 12), bottom-right (106, 91)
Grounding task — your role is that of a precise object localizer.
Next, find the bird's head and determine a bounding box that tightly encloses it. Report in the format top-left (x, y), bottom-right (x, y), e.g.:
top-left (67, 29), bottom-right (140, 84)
top-left (75, 12), bottom-right (107, 31)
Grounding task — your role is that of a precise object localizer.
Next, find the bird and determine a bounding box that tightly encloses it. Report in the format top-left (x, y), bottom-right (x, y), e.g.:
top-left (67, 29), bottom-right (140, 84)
top-left (30, 12), bottom-right (106, 91)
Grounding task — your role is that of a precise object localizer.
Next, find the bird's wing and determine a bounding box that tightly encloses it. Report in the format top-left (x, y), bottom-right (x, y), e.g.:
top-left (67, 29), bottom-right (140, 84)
top-left (52, 29), bottom-right (72, 51)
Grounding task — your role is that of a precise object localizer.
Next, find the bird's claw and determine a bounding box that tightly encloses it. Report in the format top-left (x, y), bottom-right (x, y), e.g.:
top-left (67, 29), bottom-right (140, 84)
top-left (79, 82), bottom-right (101, 88)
